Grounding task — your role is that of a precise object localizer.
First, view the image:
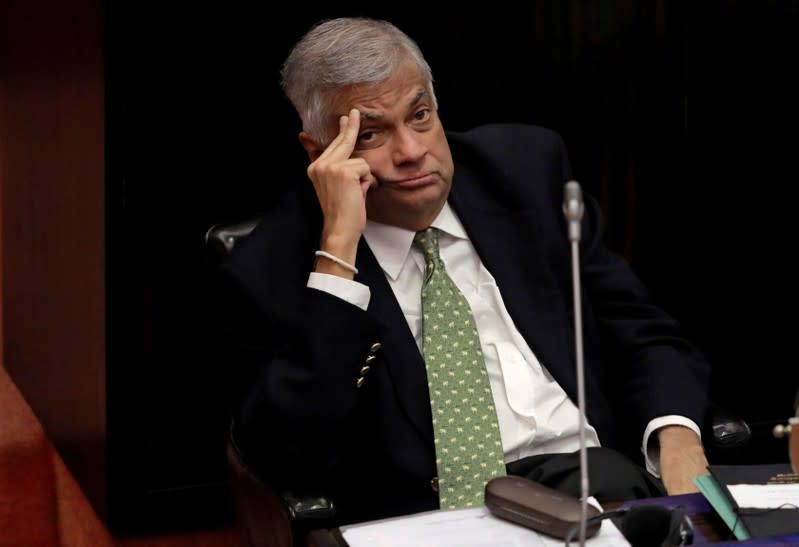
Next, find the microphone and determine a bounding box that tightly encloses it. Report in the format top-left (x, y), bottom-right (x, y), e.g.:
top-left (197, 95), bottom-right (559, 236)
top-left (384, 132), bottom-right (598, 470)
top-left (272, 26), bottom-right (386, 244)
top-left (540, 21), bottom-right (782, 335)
top-left (563, 180), bottom-right (589, 546)
top-left (563, 180), bottom-right (584, 243)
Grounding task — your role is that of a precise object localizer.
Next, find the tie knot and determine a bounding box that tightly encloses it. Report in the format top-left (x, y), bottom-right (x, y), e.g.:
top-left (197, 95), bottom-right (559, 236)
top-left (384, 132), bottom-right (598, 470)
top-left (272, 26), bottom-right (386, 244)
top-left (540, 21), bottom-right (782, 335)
top-left (413, 227), bottom-right (440, 259)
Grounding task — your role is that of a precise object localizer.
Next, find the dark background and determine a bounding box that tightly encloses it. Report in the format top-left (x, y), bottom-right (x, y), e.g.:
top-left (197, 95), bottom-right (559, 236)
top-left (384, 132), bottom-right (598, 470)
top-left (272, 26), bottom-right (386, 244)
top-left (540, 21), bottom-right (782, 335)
top-left (104, 0), bottom-right (799, 533)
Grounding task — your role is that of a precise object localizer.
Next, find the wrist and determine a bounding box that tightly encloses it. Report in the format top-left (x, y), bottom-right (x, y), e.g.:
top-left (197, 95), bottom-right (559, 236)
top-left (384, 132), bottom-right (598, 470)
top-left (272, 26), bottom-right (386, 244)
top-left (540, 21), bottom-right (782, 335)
top-left (315, 230), bottom-right (359, 279)
top-left (314, 250), bottom-right (358, 278)
top-left (658, 425), bottom-right (702, 449)
top-left (319, 232), bottom-right (359, 265)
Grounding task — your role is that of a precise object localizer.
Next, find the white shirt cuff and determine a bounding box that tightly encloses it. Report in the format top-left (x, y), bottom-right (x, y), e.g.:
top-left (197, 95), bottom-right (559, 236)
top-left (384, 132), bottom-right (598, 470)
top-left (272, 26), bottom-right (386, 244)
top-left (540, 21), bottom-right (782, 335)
top-left (307, 272), bottom-right (371, 311)
top-left (642, 416), bottom-right (702, 478)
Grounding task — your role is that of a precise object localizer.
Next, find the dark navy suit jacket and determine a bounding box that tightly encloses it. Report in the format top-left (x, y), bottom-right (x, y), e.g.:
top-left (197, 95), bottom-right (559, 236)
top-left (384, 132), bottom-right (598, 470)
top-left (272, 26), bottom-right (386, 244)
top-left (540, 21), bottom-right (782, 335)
top-left (217, 124), bottom-right (710, 526)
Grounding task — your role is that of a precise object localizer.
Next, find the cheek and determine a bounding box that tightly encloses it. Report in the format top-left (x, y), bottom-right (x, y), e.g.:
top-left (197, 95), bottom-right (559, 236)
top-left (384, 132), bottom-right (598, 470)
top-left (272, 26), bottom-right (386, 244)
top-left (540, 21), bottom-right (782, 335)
top-left (431, 141), bottom-right (454, 177)
top-left (427, 129), bottom-right (451, 157)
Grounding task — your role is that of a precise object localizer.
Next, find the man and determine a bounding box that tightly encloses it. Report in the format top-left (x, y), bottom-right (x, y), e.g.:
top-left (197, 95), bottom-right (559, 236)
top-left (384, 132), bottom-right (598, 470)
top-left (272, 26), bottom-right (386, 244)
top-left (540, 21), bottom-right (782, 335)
top-left (217, 17), bottom-right (710, 526)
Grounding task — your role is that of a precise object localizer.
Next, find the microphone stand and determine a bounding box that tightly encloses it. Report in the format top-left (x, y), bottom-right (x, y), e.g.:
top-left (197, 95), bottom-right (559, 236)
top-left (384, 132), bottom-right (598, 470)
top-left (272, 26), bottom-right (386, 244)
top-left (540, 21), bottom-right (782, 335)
top-left (563, 181), bottom-right (588, 547)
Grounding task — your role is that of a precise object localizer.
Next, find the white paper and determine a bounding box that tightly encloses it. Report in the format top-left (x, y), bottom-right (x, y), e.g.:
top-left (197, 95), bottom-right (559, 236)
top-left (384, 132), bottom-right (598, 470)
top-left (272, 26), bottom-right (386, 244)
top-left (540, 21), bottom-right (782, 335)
top-left (727, 483), bottom-right (799, 510)
top-left (340, 503), bottom-right (629, 547)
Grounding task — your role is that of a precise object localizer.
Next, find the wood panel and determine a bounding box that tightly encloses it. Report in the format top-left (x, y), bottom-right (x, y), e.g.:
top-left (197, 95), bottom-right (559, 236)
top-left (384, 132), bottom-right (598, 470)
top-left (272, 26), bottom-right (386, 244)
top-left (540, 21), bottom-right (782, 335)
top-left (0, 0), bottom-right (106, 518)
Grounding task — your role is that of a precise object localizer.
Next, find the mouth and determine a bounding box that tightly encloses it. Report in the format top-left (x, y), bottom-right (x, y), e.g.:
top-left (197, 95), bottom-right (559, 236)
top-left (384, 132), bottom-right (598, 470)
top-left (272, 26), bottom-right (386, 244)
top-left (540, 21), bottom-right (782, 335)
top-left (379, 173), bottom-right (436, 190)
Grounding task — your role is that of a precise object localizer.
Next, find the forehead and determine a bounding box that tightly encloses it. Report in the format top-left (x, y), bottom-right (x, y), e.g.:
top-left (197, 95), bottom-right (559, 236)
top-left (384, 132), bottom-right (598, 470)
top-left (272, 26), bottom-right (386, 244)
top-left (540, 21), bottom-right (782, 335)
top-left (329, 61), bottom-right (428, 119)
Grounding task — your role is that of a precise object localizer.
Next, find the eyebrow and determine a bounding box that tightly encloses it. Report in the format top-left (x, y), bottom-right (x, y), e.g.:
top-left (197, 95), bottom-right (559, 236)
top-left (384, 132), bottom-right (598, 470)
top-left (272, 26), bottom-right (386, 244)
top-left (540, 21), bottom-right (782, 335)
top-left (408, 89), bottom-right (427, 108)
top-left (358, 88), bottom-right (428, 123)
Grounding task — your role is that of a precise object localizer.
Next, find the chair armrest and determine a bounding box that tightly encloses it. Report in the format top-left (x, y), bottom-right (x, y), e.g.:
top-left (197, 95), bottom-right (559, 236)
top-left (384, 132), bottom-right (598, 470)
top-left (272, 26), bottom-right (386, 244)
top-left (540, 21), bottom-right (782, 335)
top-left (226, 440), bottom-right (336, 547)
top-left (707, 403), bottom-right (752, 450)
top-left (282, 491), bottom-right (336, 524)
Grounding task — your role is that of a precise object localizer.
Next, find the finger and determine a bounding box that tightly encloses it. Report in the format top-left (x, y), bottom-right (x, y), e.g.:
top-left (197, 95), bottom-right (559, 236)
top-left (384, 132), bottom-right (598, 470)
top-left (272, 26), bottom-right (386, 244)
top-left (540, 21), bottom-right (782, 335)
top-left (310, 157), bottom-right (371, 190)
top-left (318, 108), bottom-right (360, 162)
top-left (340, 157), bottom-right (371, 180)
top-left (360, 177), bottom-right (376, 198)
top-left (341, 108), bottom-right (361, 152)
top-left (315, 114), bottom-right (350, 162)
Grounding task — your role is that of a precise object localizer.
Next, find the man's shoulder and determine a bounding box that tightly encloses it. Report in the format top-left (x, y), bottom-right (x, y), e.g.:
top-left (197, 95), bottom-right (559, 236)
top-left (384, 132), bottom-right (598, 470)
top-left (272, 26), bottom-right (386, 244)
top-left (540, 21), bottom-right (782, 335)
top-left (446, 122), bottom-right (563, 149)
top-left (221, 185), bottom-right (320, 286)
top-left (445, 123), bottom-right (570, 195)
top-left (446, 123), bottom-right (566, 166)
top-left (442, 123), bottom-right (572, 218)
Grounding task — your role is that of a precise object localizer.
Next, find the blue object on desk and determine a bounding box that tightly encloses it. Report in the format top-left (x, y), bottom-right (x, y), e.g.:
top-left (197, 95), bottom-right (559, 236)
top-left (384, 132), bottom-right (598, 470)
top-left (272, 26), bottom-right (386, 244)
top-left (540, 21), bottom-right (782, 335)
top-left (619, 492), bottom-right (799, 546)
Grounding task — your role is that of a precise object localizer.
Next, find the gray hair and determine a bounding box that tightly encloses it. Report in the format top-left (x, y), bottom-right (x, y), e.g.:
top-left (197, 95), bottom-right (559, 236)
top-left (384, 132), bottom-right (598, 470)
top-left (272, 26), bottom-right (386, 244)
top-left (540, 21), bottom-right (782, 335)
top-left (280, 17), bottom-right (437, 144)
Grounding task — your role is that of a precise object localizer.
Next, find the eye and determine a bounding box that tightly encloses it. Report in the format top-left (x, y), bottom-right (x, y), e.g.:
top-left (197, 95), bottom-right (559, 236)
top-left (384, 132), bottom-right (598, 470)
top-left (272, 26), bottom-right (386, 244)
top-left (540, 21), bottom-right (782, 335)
top-left (413, 108), bottom-right (431, 122)
top-left (355, 128), bottom-right (386, 150)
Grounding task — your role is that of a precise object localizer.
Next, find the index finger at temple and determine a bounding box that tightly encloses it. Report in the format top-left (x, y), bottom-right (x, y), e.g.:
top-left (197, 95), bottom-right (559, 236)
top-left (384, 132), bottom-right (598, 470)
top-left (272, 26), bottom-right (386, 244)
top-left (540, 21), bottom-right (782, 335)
top-left (317, 108), bottom-right (360, 162)
top-left (336, 108), bottom-right (360, 156)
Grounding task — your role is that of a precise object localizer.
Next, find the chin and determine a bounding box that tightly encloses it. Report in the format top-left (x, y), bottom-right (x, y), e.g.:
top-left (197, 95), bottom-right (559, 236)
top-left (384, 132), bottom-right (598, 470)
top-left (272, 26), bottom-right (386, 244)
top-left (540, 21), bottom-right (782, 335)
top-left (370, 203), bottom-right (444, 231)
top-left (367, 182), bottom-right (448, 226)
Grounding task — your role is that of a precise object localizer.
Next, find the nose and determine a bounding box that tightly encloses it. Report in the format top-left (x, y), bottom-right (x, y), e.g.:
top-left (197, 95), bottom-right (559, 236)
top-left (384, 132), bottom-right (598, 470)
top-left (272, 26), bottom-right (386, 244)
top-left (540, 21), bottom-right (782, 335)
top-left (392, 126), bottom-right (428, 165)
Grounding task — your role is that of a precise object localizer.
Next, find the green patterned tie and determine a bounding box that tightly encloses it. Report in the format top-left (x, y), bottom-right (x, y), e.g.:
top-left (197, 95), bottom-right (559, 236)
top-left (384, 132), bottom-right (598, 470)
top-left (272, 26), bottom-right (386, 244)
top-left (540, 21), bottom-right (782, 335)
top-left (414, 227), bottom-right (506, 509)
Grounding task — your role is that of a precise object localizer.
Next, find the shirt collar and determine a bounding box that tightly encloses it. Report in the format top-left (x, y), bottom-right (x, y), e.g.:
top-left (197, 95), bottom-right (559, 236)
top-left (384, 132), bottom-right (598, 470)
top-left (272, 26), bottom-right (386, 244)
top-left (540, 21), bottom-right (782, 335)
top-left (363, 202), bottom-right (468, 280)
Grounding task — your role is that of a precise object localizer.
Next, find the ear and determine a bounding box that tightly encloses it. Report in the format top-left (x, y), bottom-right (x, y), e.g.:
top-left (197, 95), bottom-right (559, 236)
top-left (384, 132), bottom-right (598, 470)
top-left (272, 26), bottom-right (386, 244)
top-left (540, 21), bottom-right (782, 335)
top-left (299, 131), bottom-right (324, 162)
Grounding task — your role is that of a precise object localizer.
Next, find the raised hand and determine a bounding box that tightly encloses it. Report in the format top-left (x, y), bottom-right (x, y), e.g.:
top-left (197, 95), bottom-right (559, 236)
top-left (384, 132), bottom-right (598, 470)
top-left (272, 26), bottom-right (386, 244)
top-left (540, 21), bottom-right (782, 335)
top-left (306, 108), bottom-right (374, 277)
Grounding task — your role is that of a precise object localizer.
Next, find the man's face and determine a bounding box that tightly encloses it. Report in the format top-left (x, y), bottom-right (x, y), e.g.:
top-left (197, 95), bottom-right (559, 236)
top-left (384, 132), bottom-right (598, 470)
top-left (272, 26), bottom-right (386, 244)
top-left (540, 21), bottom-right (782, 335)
top-left (326, 61), bottom-right (454, 231)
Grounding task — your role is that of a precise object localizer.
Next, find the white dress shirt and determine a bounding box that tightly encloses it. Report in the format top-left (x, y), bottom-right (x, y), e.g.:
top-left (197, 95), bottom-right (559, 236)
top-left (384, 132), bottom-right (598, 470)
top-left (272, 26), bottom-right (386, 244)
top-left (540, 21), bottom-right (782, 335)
top-left (308, 203), bottom-right (700, 477)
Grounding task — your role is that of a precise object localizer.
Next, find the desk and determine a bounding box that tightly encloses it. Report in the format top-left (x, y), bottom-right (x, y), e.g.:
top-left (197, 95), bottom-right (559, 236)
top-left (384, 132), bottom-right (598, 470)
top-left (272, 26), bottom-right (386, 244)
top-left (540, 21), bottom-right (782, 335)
top-left (306, 493), bottom-right (799, 546)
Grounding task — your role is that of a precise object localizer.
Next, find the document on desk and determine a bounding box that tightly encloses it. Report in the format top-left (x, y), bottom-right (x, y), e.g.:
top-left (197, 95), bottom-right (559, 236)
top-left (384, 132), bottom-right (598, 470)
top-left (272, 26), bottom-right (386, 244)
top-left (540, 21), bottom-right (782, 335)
top-left (726, 483), bottom-right (799, 509)
top-left (339, 506), bottom-right (629, 547)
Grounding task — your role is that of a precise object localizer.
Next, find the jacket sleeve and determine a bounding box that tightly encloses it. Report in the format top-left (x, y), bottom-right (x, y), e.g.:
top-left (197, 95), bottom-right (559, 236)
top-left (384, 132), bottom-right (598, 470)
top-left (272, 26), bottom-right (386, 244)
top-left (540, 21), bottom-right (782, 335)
top-left (575, 184), bottom-right (711, 440)
top-left (214, 264), bottom-right (385, 493)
